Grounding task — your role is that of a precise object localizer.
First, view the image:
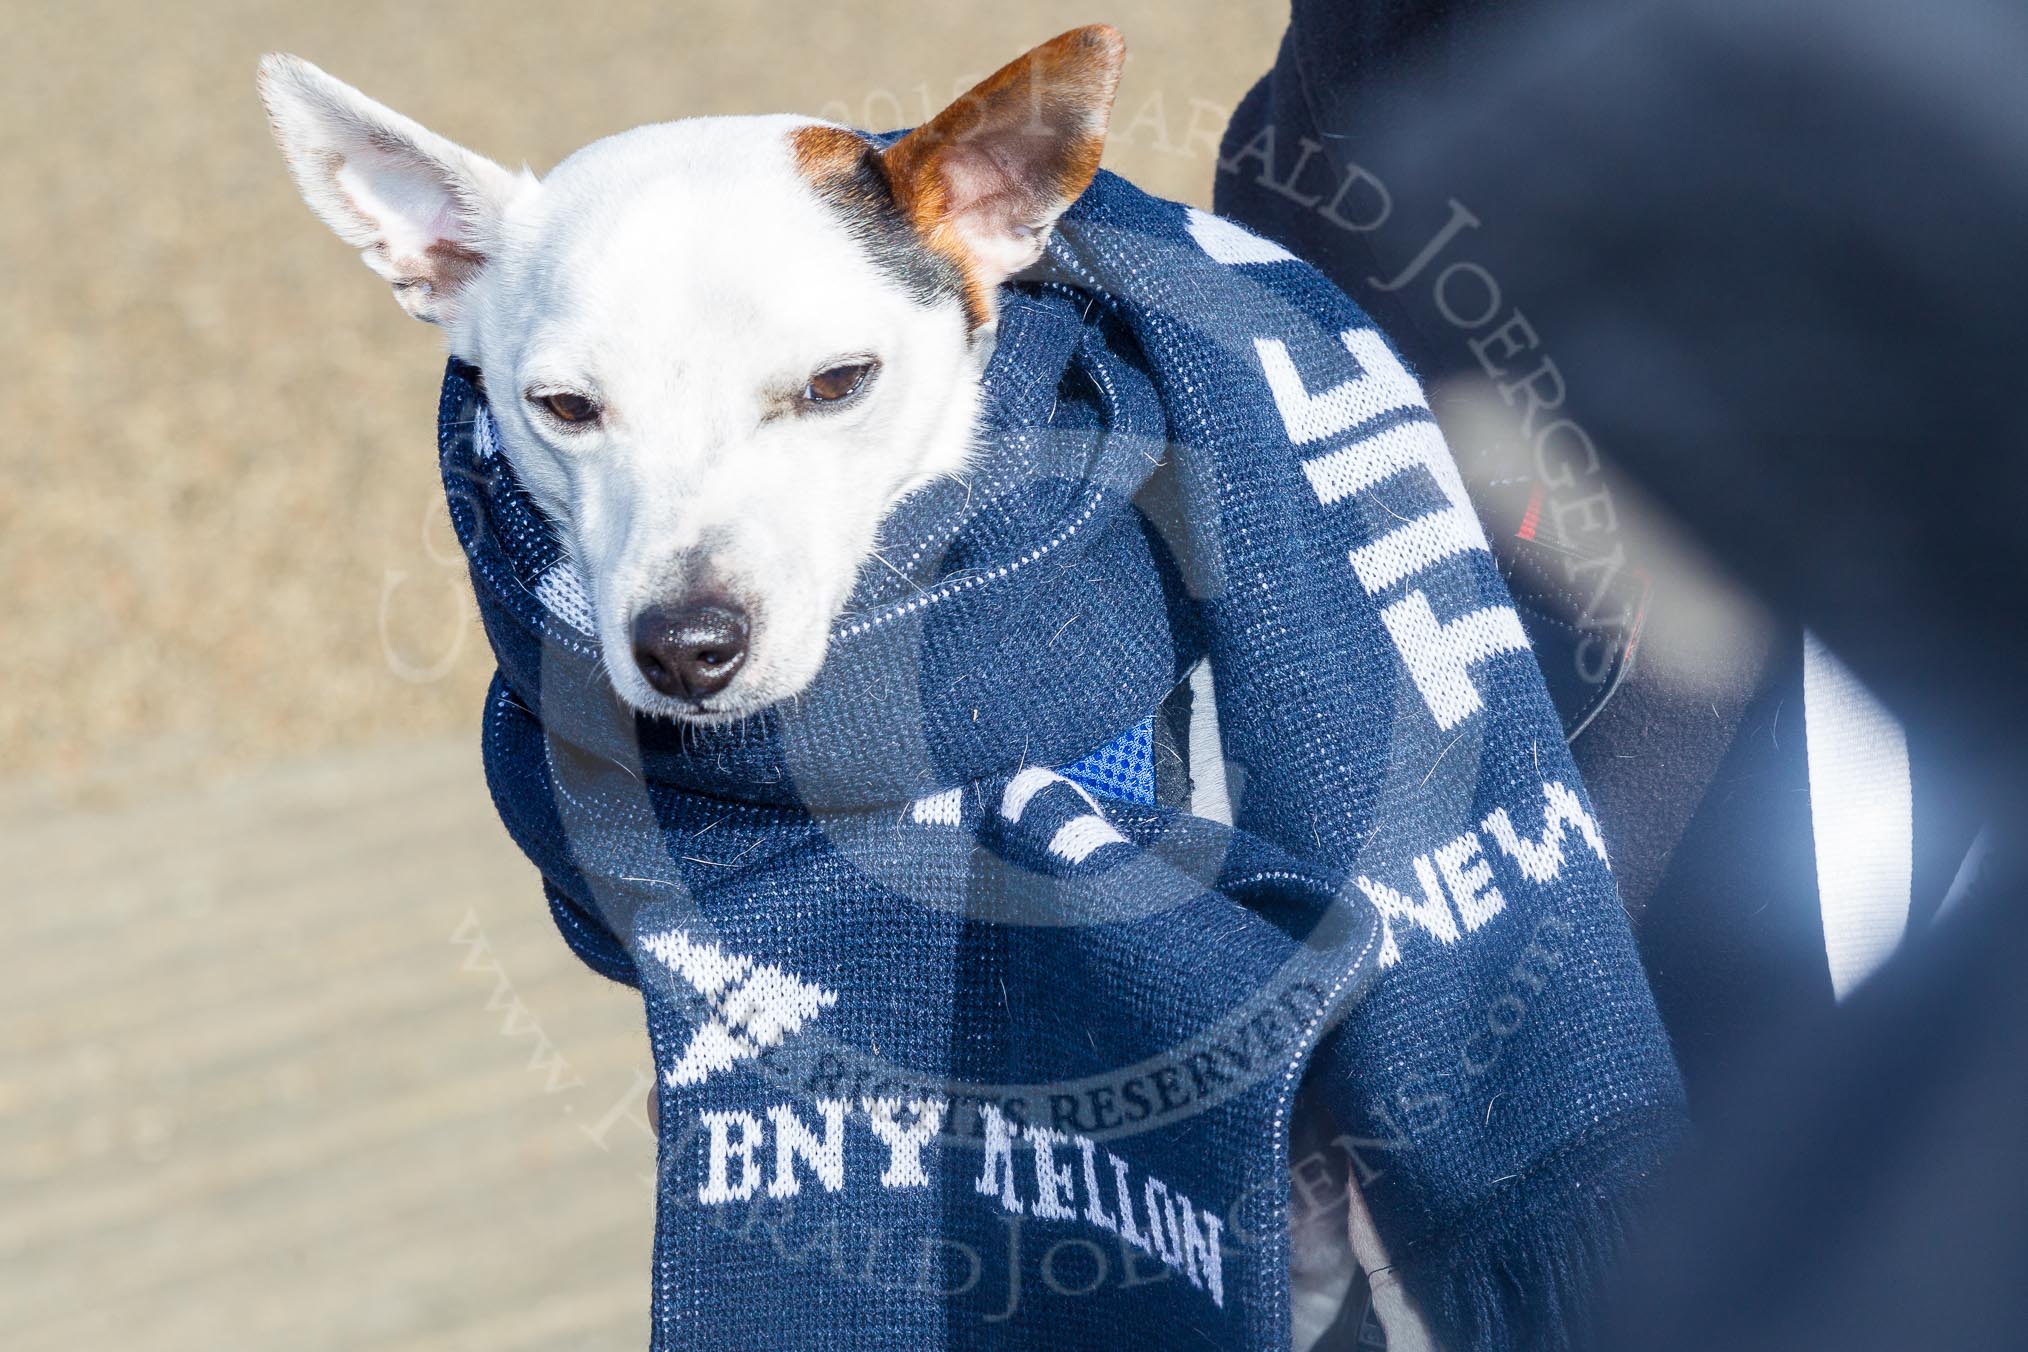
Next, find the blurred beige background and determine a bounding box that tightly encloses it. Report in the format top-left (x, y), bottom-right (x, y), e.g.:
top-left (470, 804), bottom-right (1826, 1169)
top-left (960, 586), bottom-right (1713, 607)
top-left (0, 3), bottom-right (1284, 1348)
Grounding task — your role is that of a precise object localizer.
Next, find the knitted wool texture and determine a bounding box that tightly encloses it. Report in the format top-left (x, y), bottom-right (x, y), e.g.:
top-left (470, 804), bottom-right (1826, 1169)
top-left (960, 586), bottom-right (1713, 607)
top-left (438, 169), bottom-right (1686, 1351)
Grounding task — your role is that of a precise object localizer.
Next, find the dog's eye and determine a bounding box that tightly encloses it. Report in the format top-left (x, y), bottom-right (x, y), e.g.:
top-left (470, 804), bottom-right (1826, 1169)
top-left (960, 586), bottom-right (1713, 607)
top-left (803, 360), bottom-right (876, 405)
top-left (536, 391), bottom-right (601, 425)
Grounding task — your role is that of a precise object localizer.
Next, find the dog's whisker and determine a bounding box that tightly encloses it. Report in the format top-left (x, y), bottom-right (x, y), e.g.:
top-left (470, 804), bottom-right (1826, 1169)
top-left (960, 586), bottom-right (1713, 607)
top-left (868, 547), bottom-right (927, 596)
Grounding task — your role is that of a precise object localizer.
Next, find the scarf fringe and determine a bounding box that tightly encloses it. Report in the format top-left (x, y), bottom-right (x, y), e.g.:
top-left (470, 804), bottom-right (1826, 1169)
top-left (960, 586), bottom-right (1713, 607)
top-left (1402, 1110), bottom-right (1688, 1352)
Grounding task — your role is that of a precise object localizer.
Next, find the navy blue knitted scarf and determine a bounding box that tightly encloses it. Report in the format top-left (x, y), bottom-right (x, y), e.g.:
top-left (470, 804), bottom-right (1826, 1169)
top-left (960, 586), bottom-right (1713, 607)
top-left (439, 170), bottom-right (1684, 1350)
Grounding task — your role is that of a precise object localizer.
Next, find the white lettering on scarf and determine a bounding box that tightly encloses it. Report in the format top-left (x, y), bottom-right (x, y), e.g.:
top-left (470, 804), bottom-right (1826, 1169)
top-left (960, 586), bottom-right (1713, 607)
top-left (1197, 216), bottom-right (1527, 731)
top-left (693, 1098), bottom-right (1226, 1310)
top-left (1357, 779), bottom-right (1609, 968)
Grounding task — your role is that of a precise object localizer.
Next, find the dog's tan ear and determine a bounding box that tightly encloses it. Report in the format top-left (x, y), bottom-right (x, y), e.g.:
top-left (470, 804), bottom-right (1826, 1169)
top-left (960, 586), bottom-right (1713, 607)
top-left (257, 54), bottom-right (525, 324)
top-left (882, 25), bottom-right (1125, 313)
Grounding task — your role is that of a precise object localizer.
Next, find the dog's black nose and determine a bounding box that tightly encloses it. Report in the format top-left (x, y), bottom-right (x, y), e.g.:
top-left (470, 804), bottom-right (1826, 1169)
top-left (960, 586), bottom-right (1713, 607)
top-left (631, 603), bottom-right (749, 701)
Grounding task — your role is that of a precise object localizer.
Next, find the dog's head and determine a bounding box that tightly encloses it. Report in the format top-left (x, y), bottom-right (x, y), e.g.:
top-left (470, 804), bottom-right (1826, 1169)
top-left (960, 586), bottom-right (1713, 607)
top-left (260, 28), bottom-right (1123, 720)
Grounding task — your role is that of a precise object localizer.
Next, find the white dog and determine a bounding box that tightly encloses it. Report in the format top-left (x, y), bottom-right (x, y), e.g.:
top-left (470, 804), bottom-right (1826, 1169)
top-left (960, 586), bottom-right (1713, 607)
top-left (259, 29), bottom-right (1124, 723)
top-left (259, 28), bottom-right (1427, 1350)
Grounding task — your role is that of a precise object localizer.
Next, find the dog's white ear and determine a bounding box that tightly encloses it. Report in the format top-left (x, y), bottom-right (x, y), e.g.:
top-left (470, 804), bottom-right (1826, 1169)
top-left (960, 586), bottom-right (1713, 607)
top-left (882, 25), bottom-right (1124, 297)
top-left (257, 54), bottom-right (524, 324)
